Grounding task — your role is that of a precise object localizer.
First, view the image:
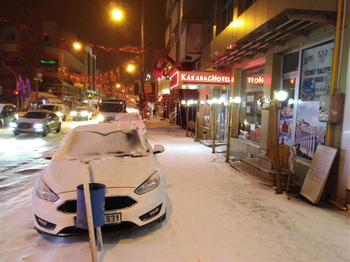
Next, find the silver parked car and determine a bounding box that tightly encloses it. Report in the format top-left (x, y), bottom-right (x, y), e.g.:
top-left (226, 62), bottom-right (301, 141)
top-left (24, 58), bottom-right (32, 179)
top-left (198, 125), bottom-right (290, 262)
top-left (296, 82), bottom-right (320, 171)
top-left (9, 110), bottom-right (61, 136)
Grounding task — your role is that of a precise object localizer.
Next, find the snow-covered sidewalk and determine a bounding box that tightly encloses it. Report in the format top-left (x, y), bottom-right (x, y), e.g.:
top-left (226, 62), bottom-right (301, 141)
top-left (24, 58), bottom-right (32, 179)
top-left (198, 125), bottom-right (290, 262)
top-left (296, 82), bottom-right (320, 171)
top-left (0, 118), bottom-right (349, 262)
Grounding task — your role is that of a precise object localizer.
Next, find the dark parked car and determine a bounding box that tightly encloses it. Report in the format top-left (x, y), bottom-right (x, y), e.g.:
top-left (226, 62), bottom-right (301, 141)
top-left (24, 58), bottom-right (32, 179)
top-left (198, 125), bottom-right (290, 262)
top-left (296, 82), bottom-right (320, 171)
top-left (0, 103), bottom-right (18, 128)
top-left (9, 110), bottom-right (61, 136)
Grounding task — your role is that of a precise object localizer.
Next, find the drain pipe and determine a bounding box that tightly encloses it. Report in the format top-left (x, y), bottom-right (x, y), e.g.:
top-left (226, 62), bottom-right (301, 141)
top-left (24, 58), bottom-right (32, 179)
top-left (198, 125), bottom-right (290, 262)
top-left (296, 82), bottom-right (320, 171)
top-left (326, 0), bottom-right (343, 146)
top-left (336, 0), bottom-right (347, 93)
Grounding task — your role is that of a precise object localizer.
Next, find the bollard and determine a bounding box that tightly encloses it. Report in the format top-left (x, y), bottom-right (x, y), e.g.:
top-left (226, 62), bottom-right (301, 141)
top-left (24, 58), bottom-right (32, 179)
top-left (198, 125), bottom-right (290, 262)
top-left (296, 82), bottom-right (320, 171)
top-left (76, 183), bottom-right (106, 229)
top-left (203, 129), bottom-right (207, 140)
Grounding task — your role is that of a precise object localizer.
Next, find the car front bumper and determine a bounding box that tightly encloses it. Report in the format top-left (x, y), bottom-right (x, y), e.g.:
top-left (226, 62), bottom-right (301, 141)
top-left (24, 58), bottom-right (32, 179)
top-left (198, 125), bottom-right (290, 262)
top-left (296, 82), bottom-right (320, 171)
top-left (31, 182), bottom-right (166, 235)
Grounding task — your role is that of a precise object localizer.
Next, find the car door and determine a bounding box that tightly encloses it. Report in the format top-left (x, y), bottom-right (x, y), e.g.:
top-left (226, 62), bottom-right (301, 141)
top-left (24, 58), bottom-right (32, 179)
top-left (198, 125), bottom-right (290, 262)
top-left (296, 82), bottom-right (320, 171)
top-left (48, 113), bottom-right (58, 130)
top-left (2, 106), bottom-right (12, 126)
top-left (7, 105), bottom-right (17, 123)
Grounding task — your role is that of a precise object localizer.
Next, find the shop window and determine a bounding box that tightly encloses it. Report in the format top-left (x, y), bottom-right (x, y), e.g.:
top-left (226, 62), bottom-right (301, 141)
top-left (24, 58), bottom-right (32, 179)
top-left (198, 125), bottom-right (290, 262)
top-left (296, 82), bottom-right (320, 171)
top-left (279, 41), bottom-right (333, 161)
top-left (238, 65), bottom-right (265, 143)
top-left (208, 14), bottom-right (214, 43)
top-left (222, 0), bottom-right (234, 29)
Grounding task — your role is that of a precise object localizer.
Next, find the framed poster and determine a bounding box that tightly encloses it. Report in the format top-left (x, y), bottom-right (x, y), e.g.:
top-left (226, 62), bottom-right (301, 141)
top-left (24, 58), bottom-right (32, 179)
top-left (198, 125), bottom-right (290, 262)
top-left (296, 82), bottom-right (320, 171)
top-left (300, 145), bottom-right (338, 205)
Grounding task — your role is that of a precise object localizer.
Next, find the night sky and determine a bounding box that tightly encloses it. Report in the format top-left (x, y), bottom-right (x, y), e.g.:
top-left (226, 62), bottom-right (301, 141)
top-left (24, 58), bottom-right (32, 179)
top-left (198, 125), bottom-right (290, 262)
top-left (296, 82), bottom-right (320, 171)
top-left (0, 0), bottom-right (167, 83)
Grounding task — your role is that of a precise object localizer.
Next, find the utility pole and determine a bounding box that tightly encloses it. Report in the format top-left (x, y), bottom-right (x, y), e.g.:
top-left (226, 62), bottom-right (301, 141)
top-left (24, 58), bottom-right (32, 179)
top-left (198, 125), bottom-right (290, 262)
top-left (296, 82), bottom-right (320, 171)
top-left (140, 0), bottom-right (145, 118)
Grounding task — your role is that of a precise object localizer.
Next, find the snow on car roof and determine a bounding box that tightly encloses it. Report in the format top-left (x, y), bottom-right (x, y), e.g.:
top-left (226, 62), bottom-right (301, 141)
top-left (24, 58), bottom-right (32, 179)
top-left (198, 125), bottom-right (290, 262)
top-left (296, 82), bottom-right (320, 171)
top-left (72, 122), bottom-right (139, 133)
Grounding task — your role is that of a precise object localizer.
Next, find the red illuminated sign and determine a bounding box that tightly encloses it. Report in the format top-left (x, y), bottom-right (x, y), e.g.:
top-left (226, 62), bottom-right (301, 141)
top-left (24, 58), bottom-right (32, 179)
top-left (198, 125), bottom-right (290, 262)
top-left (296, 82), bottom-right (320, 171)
top-left (170, 71), bottom-right (179, 89)
top-left (247, 76), bottom-right (264, 84)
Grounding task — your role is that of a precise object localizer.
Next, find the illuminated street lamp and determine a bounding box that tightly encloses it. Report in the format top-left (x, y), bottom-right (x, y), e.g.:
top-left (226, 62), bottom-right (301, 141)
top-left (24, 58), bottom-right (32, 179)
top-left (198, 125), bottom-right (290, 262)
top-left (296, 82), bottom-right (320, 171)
top-left (73, 42), bottom-right (82, 50)
top-left (126, 64), bottom-right (135, 73)
top-left (112, 9), bottom-right (122, 21)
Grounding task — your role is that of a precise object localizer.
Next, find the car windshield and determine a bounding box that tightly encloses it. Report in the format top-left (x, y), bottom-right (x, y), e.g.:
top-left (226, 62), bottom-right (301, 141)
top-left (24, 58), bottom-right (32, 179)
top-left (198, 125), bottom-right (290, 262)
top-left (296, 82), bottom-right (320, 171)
top-left (99, 103), bottom-right (124, 113)
top-left (23, 112), bottom-right (47, 119)
top-left (41, 105), bottom-right (55, 111)
top-left (117, 115), bottom-right (140, 122)
top-left (58, 130), bottom-right (148, 159)
top-left (77, 107), bottom-right (88, 112)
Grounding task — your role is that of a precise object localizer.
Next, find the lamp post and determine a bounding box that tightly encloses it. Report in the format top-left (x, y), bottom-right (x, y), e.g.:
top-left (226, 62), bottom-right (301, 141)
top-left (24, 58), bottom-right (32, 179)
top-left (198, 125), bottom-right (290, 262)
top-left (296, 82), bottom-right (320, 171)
top-left (260, 90), bottom-right (288, 194)
top-left (194, 100), bottom-right (205, 142)
top-left (111, 2), bottom-right (145, 117)
top-left (225, 96), bottom-right (241, 162)
top-left (1, 61), bottom-right (19, 109)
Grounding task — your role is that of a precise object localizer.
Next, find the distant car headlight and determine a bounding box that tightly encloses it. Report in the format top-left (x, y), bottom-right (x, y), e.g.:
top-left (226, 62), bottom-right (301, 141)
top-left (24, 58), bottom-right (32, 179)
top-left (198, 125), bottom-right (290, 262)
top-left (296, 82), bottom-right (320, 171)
top-left (34, 123), bottom-right (43, 129)
top-left (35, 178), bottom-right (59, 202)
top-left (9, 122), bottom-right (17, 128)
top-left (134, 170), bottom-right (160, 195)
top-left (97, 114), bottom-right (104, 122)
top-left (71, 111), bottom-right (77, 116)
top-left (81, 111), bottom-right (88, 116)
top-left (15, 113), bottom-right (18, 119)
top-left (56, 112), bottom-right (63, 117)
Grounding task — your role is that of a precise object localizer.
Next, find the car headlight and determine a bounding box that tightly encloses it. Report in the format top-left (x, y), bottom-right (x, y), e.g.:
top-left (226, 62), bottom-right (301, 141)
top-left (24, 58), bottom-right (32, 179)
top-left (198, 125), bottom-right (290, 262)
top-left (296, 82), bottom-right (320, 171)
top-left (134, 170), bottom-right (160, 195)
top-left (56, 112), bottom-right (63, 117)
top-left (81, 111), bottom-right (88, 116)
top-left (15, 113), bottom-right (18, 120)
top-left (35, 178), bottom-right (59, 202)
top-left (9, 122), bottom-right (17, 128)
top-left (34, 123), bottom-right (43, 129)
top-left (97, 114), bottom-right (104, 122)
top-left (71, 111), bottom-right (77, 116)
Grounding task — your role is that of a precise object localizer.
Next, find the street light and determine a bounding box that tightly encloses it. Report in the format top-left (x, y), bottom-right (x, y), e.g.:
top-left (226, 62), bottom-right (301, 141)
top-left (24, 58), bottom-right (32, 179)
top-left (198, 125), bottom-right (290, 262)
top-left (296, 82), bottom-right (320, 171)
top-left (111, 2), bottom-right (145, 118)
top-left (260, 90), bottom-right (288, 194)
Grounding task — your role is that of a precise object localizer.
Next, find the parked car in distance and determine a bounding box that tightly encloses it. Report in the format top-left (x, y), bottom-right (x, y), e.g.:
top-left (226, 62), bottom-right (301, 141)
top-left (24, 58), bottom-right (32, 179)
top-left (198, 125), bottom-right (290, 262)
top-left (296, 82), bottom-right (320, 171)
top-left (9, 110), bottom-right (61, 136)
top-left (114, 113), bottom-right (146, 134)
top-left (0, 103), bottom-right (18, 128)
top-left (32, 123), bottom-right (166, 235)
top-left (70, 106), bottom-right (92, 121)
top-left (40, 104), bottom-right (68, 121)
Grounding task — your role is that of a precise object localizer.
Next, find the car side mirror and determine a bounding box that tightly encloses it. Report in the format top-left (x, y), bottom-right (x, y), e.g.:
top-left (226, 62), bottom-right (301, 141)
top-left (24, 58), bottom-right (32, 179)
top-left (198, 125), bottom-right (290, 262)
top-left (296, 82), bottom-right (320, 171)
top-left (42, 150), bottom-right (55, 159)
top-left (153, 144), bottom-right (164, 154)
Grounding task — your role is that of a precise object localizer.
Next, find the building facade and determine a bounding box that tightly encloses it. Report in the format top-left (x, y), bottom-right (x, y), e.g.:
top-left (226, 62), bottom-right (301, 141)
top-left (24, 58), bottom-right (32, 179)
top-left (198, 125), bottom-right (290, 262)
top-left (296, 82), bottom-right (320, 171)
top-left (163, 0), bottom-right (349, 206)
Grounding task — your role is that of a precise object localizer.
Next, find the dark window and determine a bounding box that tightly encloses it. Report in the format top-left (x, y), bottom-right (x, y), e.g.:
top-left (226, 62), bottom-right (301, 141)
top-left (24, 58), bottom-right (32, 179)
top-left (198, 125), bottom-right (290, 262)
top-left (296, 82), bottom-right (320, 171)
top-left (245, 0), bottom-right (257, 10)
top-left (283, 52), bottom-right (299, 73)
top-left (222, 0), bottom-right (234, 29)
top-left (208, 13), bottom-right (214, 43)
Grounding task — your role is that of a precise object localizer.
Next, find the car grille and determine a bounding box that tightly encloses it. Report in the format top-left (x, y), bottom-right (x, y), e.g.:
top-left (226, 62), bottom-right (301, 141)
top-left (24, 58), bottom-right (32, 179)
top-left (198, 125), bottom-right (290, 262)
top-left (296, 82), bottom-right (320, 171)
top-left (57, 196), bottom-right (137, 213)
top-left (17, 122), bottom-right (33, 128)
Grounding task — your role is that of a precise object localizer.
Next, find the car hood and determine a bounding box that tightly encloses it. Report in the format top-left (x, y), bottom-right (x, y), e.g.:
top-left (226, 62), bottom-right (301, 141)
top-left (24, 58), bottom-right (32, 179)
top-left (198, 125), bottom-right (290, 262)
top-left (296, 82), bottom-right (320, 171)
top-left (17, 118), bottom-right (46, 123)
top-left (42, 156), bottom-right (158, 194)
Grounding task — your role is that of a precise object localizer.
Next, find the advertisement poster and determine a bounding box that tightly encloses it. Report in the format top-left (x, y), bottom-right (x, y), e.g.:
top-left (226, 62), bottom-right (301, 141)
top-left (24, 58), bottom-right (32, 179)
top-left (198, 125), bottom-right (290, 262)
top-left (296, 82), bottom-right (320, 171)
top-left (300, 42), bottom-right (333, 101)
top-left (279, 103), bottom-right (294, 146)
top-left (294, 101), bottom-right (327, 160)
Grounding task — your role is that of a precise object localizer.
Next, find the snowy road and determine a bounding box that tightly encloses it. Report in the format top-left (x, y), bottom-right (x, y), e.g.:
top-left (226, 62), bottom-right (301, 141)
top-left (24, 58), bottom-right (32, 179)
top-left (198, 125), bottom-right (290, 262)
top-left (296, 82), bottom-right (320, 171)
top-left (0, 118), bottom-right (349, 262)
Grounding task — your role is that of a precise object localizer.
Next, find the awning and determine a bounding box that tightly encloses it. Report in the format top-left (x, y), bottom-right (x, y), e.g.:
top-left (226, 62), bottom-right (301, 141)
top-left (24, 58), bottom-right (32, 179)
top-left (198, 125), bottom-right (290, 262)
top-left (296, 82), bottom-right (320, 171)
top-left (209, 9), bottom-right (337, 66)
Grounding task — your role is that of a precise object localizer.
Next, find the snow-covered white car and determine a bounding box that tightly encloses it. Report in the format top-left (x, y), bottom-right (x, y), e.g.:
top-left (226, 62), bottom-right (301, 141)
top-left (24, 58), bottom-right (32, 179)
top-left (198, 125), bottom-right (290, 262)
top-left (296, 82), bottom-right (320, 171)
top-left (32, 123), bottom-right (166, 235)
top-left (114, 113), bottom-right (146, 134)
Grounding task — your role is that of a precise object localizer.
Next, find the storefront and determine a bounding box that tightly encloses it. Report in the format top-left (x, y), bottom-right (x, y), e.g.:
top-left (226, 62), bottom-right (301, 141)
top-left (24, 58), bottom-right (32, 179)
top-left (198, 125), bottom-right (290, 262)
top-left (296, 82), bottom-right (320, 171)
top-left (169, 70), bottom-right (232, 141)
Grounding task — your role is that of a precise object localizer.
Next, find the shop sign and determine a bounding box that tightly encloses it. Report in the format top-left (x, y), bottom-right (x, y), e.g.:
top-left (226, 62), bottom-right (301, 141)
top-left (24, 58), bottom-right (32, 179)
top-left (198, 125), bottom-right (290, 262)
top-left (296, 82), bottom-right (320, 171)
top-left (144, 82), bottom-right (153, 94)
top-left (247, 76), bottom-right (264, 84)
top-left (170, 70), bottom-right (232, 89)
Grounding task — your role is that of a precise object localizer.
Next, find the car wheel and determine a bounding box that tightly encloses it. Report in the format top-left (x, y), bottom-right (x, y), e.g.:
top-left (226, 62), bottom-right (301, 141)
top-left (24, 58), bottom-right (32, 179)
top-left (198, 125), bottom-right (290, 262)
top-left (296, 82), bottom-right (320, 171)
top-left (63, 115), bottom-right (66, 121)
top-left (56, 123), bottom-right (61, 133)
top-left (42, 126), bottom-right (49, 136)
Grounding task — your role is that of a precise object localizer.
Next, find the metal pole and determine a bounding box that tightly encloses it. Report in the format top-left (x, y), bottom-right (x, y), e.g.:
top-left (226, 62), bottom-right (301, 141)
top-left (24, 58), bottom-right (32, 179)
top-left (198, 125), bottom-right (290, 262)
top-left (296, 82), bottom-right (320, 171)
top-left (274, 100), bottom-right (283, 194)
top-left (186, 105), bottom-right (189, 137)
top-left (225, 103), bottom-right (232, 162)
top-left (139, 0), bottom-right (145, 118)
top-left (194, 102), bottom-right (199, 141)
top-left (212, 104), bottom-right (216, 153)
top-left (1, 61), bottom-right (19, 109)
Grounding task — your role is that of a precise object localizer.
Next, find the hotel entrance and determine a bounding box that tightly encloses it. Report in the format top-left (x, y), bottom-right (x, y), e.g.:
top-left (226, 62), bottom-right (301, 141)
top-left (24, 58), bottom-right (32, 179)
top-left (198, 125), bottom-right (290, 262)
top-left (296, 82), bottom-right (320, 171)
top-left (169, 70), bottom-right (232, 142)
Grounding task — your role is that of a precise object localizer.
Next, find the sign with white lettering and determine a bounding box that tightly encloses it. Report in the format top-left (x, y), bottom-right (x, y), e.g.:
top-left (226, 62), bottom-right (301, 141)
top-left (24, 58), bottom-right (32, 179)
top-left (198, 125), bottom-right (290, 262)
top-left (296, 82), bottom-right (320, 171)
top-left (170, 70), bottom-right (232, 89)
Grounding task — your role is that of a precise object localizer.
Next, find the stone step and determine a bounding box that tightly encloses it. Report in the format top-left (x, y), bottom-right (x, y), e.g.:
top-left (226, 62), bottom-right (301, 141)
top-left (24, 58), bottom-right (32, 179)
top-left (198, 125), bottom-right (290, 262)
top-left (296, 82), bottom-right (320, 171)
top-left (241, 158), bottom-right (289, 182)
top-left (256, 154), bottom-right (274, 169)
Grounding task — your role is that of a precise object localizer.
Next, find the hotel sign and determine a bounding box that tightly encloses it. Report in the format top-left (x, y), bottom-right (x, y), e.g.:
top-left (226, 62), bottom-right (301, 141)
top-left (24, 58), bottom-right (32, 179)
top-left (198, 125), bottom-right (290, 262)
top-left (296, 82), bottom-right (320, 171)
top-left (170, 70), bottom-right (232, 89)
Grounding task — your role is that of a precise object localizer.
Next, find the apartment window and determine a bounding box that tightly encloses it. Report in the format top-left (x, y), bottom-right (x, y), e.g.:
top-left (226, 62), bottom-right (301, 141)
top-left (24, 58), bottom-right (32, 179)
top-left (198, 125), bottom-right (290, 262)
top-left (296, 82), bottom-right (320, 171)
top-left (245, 0), bottom-right (257, 10)
top-left (222, 0), bottom-right (234, 29)
top-left (5, 32), bottom-right (15, 41)
top-left (208, 13), bottom-right (214, 43)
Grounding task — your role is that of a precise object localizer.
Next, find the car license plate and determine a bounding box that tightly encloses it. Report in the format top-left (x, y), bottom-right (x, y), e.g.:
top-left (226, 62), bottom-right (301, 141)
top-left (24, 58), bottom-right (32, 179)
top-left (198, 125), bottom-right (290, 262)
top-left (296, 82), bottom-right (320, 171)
top-left (105, 213), bottom-right (122, 224)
